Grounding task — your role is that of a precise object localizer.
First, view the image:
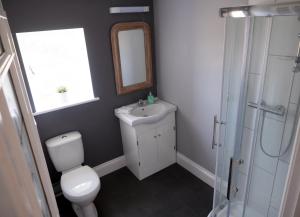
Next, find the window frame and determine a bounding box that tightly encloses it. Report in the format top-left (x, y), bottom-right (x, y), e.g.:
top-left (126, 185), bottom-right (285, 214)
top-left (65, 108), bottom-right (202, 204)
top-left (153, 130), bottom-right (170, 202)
top-left (15, 28), bottom-right (99, 114)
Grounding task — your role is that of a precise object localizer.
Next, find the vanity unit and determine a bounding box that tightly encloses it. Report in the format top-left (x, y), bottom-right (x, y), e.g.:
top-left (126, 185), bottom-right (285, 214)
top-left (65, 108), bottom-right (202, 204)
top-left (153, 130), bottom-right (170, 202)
top-left (112, 22), bottom-right (175, 180)
top-left (115, 100), bottom-right (177, 180)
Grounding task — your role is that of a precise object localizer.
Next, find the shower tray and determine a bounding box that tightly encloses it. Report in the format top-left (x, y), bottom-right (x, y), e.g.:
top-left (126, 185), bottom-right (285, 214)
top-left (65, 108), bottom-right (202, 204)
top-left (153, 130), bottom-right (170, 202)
top-left (208, 202), bottom-right (264, 217)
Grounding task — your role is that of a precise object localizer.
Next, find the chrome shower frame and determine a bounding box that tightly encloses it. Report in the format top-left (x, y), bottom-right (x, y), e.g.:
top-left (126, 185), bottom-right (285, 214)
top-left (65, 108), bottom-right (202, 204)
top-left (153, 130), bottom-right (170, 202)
top-left (212, 4), bottom-right (300, 216)
top-left (220, 1), bottom-right (300, 18)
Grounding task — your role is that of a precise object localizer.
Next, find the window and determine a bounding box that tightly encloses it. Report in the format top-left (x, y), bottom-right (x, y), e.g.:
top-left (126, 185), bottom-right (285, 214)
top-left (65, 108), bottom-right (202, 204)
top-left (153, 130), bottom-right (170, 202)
top-left (16, 28), bottom-right (95, 113)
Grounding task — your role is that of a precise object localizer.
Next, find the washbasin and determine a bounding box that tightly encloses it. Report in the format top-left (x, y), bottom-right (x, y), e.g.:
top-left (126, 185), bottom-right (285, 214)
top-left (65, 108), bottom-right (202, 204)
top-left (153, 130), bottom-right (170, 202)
top-left (115, 99), bottom-right (177, 126)
top-left (130, 104), bottom-right (165, 117)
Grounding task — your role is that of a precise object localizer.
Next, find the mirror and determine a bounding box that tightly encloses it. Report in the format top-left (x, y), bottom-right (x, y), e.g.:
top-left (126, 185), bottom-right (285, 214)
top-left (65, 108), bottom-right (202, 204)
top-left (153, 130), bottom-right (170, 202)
top-left (111, 22), bottom-right (153, 95)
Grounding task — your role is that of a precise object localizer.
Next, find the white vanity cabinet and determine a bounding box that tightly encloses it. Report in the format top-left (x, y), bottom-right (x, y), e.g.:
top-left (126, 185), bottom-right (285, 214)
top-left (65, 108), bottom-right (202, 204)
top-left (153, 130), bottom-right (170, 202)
top-left (120, 112), bottom-right (176, 180)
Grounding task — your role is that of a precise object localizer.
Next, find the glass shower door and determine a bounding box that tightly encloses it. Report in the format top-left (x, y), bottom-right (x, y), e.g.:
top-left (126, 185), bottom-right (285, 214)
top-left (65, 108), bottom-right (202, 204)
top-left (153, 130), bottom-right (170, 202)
top-left (211, 17), bottom-right (250, 217)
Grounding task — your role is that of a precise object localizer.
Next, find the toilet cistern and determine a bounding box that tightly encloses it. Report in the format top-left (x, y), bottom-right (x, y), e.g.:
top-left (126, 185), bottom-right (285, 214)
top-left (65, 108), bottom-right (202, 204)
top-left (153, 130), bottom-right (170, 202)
top-left (46, 132), bottom-right (100, 217)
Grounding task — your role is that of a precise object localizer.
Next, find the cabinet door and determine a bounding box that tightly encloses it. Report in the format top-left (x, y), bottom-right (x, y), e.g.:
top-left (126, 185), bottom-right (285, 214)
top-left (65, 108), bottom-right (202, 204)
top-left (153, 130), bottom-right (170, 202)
top-left (157, 123), bottom-right (176, 168)
top-left (138, 129), bottom-right (159, 179)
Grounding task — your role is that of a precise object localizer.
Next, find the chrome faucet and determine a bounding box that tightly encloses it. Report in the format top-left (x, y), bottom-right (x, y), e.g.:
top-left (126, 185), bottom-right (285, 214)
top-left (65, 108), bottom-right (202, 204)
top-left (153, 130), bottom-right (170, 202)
top-left (138, 99), bottom-right (145, 107)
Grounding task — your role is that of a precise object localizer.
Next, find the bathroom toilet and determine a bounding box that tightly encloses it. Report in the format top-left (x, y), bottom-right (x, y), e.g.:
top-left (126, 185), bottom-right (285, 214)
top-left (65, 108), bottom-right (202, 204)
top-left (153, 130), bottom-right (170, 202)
top-left (46, 131), bottom-right (100, 217)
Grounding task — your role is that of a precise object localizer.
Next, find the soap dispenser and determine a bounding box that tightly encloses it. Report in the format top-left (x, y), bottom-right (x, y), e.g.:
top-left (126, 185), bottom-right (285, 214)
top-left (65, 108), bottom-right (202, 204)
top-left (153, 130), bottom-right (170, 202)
top-left (147, 92), bottom-right (155, 104)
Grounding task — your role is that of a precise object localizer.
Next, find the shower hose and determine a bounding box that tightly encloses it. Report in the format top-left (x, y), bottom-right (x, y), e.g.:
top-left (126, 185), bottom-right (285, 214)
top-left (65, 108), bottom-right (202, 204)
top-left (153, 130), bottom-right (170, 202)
top-left (259, 103), bottom-right (300, 158)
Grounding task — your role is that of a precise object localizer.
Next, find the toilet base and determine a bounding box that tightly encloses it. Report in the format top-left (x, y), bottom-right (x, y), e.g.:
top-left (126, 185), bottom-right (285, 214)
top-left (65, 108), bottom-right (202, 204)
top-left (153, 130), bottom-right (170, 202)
top-left (72, 203), bottom-right (98, 217)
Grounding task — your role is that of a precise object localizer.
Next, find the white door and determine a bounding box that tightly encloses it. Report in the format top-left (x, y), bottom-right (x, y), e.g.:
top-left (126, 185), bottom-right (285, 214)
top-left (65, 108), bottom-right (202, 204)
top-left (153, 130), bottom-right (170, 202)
top-left (138, 129), bottom-right (159, 179)
top-left (0, 7), bottom-right (59, 217)
top-left (157, 123), bottom-right (176, 169)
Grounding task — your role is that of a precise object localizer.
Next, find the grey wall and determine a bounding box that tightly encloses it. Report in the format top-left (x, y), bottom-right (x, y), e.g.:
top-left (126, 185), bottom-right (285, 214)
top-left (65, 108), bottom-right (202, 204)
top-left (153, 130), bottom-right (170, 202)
top-left (153, 0), bottom-right (247, 173)
top-left (3, 0), bottom-right (156, 184)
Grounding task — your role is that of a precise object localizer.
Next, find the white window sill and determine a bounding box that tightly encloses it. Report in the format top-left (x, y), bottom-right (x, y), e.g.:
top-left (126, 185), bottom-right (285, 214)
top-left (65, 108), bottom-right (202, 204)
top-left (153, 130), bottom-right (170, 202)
top-left (33, 97), bottom-right (100, 116)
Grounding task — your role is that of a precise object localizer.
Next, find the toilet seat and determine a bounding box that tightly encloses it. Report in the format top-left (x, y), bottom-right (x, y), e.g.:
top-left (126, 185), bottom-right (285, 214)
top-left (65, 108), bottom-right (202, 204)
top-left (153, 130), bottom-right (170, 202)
top-left (61, 166), bottom-right (100, 204)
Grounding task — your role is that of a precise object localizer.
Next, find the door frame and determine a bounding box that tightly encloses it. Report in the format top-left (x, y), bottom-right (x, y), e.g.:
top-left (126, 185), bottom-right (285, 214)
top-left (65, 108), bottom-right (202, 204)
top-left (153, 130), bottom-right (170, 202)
top-left (0, 7), bottom-right (59, 217)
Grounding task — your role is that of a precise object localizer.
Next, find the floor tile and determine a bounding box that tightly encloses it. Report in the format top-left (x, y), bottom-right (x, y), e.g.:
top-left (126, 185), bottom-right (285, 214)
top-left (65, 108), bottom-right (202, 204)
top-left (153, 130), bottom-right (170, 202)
top-left (56, 164), bottom-right (213, 217)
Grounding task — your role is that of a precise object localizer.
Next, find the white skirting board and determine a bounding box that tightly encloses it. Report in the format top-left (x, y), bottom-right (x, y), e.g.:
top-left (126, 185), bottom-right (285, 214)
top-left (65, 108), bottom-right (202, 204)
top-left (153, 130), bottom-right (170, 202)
top-left (92, 153), bottom-right (215, 187)
top-left (176, 152), bottom-right (215, 188)
top-left (93, 155), bottom-right (126, 177)
top-left (55, 153), bottom-right (215, 196)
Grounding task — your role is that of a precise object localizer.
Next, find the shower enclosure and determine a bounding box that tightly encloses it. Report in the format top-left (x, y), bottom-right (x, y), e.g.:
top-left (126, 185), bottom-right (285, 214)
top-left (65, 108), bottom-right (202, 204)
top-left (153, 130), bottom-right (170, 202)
top-left (210, 2), bottom-right (300, 217)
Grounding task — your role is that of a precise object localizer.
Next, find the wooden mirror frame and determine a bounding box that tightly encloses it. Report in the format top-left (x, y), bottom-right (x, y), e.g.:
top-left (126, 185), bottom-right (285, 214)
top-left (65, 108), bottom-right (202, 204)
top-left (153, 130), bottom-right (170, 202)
top-left (111, 22), bottom-right (153, 95)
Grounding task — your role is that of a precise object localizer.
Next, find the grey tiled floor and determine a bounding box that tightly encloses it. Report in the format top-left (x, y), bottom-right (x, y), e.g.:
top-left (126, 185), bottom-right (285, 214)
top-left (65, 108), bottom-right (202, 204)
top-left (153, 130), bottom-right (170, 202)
top-left (57, 164), bottom-right (213, 217)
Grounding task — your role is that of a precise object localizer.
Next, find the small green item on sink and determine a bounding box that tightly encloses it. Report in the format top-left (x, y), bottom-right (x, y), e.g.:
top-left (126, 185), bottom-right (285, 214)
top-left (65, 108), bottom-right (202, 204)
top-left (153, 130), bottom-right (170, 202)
top-left (147, 92), bottom-right (155, 104)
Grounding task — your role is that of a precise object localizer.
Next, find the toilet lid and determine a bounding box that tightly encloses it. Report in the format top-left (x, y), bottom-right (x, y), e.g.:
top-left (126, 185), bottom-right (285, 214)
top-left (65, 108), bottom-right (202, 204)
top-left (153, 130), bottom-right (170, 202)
top-left (61, 166), bottom-right (100, 198)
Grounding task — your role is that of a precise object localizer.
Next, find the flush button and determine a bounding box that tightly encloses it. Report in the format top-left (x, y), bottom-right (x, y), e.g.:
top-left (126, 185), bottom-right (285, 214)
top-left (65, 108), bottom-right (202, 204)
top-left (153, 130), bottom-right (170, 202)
top-left (61, 135), bottom-right (67, 139)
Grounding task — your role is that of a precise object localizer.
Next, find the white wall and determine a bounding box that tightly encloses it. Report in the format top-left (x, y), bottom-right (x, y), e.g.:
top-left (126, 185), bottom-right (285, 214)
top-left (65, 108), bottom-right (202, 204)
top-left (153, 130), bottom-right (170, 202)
top-left (154, 0), bottom-right (247, 173)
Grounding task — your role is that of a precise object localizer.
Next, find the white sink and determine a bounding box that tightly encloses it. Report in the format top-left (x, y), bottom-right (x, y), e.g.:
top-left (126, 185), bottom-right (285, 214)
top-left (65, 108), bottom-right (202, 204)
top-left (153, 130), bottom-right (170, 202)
top-left (130, 104), bottom-right (165, 117)
top-left (115, 99), bottom-right (177, 126)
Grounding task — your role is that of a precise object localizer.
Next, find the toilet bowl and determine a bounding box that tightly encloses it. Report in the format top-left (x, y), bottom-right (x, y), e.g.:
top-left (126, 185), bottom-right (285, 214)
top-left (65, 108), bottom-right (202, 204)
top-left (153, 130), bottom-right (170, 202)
top-left (46, 132), bottom-right (100, 217)
top-left (61, 166), bottom-right (100, 217)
